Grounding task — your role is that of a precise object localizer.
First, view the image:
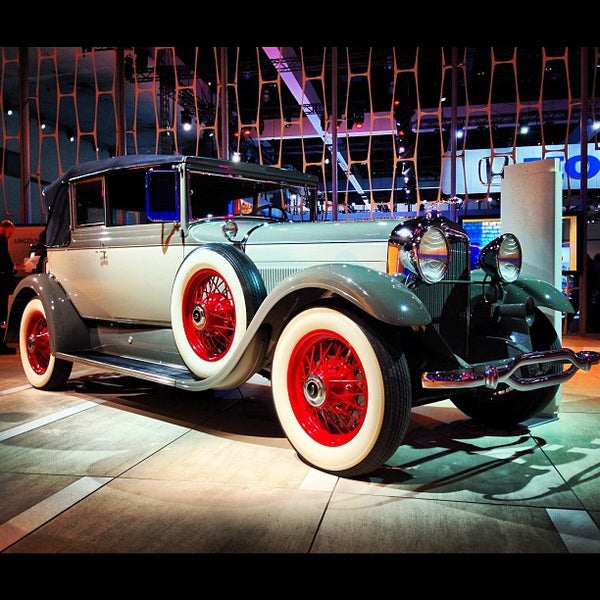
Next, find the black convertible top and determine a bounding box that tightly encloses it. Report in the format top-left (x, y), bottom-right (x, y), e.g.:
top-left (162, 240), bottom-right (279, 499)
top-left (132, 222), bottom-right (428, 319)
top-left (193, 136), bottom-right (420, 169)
top-left (43, 155), bottom-right (184, 247)
top-left (42, 155), bottom-right (317, 247)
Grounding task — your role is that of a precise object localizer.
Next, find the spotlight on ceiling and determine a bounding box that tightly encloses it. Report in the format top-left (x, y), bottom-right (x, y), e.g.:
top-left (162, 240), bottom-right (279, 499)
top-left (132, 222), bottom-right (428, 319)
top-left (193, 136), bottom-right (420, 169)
top-left (181, 109), bottom-right (193, 131)
top-left (354, 112), bottom-right (364, 129)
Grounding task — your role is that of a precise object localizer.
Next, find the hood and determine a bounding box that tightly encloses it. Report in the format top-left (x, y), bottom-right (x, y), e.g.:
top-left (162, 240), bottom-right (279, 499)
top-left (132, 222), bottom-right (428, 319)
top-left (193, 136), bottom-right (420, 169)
top-left (187, 216), bottom-right (408, 247)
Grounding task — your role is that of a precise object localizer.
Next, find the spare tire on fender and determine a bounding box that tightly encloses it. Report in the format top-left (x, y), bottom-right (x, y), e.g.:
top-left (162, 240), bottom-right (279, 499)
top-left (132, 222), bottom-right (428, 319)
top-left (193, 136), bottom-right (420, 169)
top-left (170, 244), bottom-right (267, 378)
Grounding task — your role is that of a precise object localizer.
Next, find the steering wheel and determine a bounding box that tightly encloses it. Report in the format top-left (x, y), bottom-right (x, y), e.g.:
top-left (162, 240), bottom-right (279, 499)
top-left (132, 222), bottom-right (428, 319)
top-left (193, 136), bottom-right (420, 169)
top-left (251, 204), bottom-right (289, 221)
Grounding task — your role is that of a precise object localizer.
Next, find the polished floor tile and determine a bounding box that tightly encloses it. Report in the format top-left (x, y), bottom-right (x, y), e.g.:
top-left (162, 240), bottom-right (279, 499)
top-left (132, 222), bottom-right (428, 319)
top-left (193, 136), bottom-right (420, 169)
top-left (312, 494), bottom-right (570, 553)
top-left (1, 335), bottom-right (599, 554)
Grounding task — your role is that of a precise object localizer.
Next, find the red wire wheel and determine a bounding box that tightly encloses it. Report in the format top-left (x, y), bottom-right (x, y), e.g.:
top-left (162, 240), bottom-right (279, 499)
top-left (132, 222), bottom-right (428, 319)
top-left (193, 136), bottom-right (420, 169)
top-left (19, 297), bottom-right (72, 390)
top-left (182, 268), bottom-right (236, 362)
top-left (272, 307), bottom-right (411, 477)
top-left (23, 304), bottom-right (51, 375)
top-left (170, 245), bottom-right (267, 379)
top-left (286, 328), bottom-right (367, 447)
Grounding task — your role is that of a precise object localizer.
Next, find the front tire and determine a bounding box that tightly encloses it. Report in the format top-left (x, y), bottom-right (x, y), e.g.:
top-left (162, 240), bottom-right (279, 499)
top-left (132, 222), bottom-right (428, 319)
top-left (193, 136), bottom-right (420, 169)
top-left (272, 307), bottom-right (412, 477)
top-left (19, 297), bottom-right (73, 390)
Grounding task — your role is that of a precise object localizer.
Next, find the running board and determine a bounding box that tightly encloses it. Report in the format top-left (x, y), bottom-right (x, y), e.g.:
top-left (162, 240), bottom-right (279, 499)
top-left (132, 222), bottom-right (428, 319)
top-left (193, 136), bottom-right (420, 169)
top-left (55, 350), bottom-right (214, 391)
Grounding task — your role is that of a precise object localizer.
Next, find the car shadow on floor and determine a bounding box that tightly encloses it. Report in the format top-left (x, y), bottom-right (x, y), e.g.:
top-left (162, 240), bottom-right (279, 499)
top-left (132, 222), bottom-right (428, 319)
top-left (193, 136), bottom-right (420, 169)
top-left (64, 372), bottom-right (284, 438)
top-left (62, 370), bottom-right (591, 500)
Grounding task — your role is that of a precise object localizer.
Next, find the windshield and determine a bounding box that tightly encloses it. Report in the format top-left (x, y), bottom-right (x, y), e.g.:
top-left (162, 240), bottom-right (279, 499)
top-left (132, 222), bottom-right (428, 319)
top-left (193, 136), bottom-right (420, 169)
top-left (187, 171), bottom-right (314, 220)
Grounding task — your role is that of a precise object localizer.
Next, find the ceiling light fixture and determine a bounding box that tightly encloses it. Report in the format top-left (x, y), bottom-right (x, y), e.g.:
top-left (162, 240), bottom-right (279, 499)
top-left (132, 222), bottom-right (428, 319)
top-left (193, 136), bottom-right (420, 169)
top-left (181, 109), bottom-right (193, 131)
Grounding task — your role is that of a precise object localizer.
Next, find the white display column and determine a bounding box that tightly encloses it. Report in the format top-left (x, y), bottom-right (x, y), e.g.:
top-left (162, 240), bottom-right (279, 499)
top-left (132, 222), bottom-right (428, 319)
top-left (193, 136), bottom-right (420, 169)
top-left (501, 158), bottom-right (563, 417)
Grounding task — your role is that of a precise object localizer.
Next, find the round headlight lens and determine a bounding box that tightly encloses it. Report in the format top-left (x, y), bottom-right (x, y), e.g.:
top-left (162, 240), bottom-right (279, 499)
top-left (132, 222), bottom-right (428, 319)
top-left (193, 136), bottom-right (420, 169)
top-left (497, 233), bottom-right (521, 282)
top-left (417, 226), bottom-right (449, 283)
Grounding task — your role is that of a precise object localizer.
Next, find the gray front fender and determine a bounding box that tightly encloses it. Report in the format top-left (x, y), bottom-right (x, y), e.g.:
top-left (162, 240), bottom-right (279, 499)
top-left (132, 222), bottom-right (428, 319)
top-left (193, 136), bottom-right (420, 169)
top-left (265, 263), bottom-right (431, 327)
top-left (6, 273), bottom-right (91, 353)
top-left (201, 263), bottom-right (431, 390)
top-left (505, 277), bottom-right (575, 314)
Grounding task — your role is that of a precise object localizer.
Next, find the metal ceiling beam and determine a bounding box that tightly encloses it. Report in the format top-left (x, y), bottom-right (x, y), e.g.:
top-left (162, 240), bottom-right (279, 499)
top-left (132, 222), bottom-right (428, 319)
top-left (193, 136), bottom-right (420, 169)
top-left (261, 46), bottom-right (366, 198)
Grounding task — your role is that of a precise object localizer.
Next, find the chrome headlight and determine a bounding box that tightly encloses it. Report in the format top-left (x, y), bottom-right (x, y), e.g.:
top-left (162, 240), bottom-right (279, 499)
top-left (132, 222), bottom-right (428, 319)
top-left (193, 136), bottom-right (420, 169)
top-left (479, 233), bottom-right (522, 283)
top-left (399, 225), bottom-right (449, 283)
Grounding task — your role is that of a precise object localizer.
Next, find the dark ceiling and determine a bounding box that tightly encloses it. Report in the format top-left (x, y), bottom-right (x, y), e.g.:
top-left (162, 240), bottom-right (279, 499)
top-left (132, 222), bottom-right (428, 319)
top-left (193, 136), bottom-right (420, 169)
top-left (2, 46), bottom-right (597, 203)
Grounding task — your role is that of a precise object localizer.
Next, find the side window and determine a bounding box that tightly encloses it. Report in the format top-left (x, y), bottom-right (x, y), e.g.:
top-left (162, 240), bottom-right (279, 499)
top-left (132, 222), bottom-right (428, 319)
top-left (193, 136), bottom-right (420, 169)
top-left (146, 169), bottom-right (179, 221)
top-left (106, 169), bottom-right (148, 225)
top-left (74, 178), bottom-right (105, 226)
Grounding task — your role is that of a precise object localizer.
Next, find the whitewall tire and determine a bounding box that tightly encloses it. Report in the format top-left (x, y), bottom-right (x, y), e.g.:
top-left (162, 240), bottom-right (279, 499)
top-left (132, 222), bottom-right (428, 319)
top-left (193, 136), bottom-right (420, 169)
top-left (271, 306), bottom-right (411, 477)
top-left (19, 297), bottom-right (73, 390)
top-left (170, 245), bottom-right (266, 378)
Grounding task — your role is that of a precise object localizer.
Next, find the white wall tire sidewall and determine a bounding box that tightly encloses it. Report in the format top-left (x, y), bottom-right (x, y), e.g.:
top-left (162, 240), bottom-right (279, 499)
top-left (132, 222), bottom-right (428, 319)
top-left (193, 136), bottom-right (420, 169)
top-left (272, 307), bottom-right (385, 473)
top-left (19, 298), bottom-right (57, 389)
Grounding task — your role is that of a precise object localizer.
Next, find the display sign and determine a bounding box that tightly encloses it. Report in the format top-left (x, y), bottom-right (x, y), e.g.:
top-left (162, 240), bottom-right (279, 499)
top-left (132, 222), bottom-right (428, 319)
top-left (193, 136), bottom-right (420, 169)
top-left (8, 224), bottom-right (45, 272)
top-left (442, 143), bottom-right (600, 195)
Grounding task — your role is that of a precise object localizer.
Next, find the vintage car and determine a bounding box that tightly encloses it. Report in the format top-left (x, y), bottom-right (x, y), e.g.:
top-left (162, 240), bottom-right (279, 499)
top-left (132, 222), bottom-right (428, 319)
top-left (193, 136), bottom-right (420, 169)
top-left (4, 154), bottom-right (599, 478)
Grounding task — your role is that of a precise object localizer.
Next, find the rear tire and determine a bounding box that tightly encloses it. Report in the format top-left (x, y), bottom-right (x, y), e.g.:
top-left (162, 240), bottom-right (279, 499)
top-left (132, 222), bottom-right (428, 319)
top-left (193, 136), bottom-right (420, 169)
top-left (19, 297), bottom-right (72, 390)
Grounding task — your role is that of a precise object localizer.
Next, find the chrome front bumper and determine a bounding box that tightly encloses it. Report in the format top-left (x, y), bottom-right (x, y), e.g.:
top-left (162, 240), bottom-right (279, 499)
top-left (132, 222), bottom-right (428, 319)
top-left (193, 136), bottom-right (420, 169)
top-left (422, 348), bottom-right (600, 392)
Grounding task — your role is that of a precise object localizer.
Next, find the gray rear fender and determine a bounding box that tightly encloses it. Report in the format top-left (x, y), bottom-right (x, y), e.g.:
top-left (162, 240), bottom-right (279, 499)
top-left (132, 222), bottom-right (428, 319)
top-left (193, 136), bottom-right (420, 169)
top-left (6, 274), bottom-right (90, 353)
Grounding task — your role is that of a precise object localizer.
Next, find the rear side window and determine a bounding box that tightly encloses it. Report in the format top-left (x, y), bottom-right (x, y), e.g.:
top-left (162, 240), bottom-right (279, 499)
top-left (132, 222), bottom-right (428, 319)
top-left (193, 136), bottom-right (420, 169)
top-left (106, 168), bottom-right (148, 225)
top-left (74, 178), bottom-right (105, 226)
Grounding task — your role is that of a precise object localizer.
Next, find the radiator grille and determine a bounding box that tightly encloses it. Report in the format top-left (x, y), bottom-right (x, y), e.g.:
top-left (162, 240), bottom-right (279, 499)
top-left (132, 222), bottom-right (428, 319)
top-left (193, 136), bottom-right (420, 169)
top-left (259, 266), bottom-right (302, 293)
top-left (412, 234), bottom-right (470, 357)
